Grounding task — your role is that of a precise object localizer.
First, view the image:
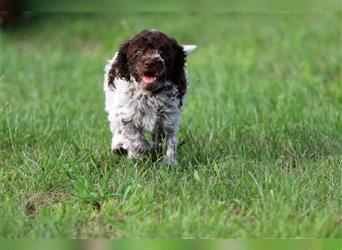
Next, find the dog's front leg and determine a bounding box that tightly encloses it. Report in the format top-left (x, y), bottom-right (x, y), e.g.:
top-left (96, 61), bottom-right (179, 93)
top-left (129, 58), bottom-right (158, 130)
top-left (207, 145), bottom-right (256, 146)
top-left (122, 120), bottom-right (150, 159)
top-left (165, 130), bottom-right (178, 166)
top-left (151, 125), bottom-right (165, 161)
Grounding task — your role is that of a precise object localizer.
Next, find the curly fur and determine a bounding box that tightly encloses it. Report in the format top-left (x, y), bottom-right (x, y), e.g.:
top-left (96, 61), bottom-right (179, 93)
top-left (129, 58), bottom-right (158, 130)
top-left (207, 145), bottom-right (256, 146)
top-left (103, 29), bottom-right (196, 165)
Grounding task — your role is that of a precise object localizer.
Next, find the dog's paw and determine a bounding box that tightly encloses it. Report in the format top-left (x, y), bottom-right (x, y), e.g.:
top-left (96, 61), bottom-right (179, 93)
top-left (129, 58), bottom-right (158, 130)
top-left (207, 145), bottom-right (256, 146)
top-left (112, 147), bottom-right (128, 156)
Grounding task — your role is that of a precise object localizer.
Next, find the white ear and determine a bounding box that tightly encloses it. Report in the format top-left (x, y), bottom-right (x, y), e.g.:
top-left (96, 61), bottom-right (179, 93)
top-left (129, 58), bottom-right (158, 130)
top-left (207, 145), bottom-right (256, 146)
top-left (182, 44), bottom-right (197, 55)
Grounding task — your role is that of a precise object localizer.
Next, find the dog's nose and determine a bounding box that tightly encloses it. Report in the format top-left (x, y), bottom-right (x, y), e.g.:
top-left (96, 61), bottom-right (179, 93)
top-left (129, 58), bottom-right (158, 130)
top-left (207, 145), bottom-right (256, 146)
top-left (143, 58), bottom-right (163, 68)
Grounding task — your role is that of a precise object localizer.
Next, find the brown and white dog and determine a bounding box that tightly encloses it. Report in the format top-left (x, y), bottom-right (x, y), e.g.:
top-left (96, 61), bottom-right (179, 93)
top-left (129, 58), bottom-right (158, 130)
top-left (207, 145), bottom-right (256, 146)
top-left (104, 29), bottom-right (196, 165)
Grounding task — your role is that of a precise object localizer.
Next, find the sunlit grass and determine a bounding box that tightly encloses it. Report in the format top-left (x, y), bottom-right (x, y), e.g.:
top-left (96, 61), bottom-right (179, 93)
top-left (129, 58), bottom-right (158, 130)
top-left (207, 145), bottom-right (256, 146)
top-left (0, 13), bottom-right (340, 238)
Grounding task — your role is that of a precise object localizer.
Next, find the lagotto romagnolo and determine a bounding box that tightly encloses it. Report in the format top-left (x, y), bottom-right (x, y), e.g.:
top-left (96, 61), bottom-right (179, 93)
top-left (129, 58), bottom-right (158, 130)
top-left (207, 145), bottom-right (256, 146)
top-left (103, 29), bottom-right (196, 165)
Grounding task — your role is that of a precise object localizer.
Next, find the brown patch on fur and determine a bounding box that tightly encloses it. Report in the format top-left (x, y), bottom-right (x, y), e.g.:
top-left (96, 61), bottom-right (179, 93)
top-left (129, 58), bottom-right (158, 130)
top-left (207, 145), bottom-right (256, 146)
top-left (170, 44), bottom-right (187, 106)
top-left (108, 41), bottom-right (130, 86)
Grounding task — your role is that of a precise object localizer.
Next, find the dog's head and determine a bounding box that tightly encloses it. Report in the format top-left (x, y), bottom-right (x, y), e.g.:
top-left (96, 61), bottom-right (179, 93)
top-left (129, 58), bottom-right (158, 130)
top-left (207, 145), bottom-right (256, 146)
top-left (109, 29), bottom-right (192, 92)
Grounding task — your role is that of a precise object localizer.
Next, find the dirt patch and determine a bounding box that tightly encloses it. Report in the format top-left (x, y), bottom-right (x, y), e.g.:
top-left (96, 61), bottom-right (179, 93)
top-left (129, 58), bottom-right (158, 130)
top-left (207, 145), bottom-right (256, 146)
top-left (25, 192), bottom-right (68, 217)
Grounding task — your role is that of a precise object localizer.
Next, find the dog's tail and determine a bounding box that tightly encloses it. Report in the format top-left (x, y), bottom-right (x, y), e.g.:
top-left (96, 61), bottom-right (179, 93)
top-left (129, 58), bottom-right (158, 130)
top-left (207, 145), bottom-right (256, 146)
top-left (182, 45), bottom-right (197, 55)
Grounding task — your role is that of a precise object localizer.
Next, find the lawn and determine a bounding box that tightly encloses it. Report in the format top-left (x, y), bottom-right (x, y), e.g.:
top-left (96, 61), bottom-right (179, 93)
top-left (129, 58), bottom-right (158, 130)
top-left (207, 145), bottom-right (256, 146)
top-left (0, 13), bottom-right (341, 238)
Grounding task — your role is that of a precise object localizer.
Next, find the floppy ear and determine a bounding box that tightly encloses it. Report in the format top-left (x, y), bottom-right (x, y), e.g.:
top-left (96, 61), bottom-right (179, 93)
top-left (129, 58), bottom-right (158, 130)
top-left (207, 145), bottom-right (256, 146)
top-left (106, 41), bottom-right (130, 88)
top-left (171, 44), bottom-right (187, 107)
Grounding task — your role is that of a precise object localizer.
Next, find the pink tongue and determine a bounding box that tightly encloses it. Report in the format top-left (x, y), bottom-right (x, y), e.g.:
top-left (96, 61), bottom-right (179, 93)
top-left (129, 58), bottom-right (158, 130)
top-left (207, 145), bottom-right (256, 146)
top-left (142, 75), bottom-right (156, 84)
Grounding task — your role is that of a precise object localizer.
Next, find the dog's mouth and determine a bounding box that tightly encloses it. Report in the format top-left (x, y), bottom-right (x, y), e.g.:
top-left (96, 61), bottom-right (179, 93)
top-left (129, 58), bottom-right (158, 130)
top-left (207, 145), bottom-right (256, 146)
top-left (142, 72), bottom-right (157, 85)
top-left (141, 71), bottom-right (161, 91)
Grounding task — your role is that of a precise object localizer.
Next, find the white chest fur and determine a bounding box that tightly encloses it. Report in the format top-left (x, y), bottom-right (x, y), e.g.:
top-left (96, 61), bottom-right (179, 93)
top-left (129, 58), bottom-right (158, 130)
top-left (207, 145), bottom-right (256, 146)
top-left (104, 78), bottom-right (181, 133)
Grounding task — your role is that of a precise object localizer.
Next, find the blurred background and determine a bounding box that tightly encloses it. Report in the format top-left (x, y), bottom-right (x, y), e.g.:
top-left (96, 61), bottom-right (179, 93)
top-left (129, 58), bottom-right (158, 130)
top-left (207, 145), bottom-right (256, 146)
top-left (0, 0), bottom-right (339, 25)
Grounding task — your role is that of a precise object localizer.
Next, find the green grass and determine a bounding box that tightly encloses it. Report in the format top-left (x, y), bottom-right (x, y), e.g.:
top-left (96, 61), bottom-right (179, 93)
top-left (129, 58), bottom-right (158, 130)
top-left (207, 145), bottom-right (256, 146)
top-left (0, 13), bottom-right (341, 238)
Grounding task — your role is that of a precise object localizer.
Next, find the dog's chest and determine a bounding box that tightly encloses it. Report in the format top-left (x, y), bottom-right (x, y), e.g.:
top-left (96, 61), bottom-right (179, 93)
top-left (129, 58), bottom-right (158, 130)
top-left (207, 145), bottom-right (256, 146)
top-left (122, 91), bottom-right (177, 132)
top-left (131, 94), bottom-right (161, 131)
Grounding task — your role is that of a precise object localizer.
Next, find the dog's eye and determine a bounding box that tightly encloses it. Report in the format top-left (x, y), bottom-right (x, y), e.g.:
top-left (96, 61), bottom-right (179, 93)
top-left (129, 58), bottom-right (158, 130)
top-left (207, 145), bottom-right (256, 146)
top-left (135, 50), bottom-right (142, 55)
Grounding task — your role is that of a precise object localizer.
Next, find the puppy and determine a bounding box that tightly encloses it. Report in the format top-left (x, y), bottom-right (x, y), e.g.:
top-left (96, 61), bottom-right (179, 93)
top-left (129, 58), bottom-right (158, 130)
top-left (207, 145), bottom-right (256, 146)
top-left (104, 29), bottom-right (196, 165)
